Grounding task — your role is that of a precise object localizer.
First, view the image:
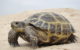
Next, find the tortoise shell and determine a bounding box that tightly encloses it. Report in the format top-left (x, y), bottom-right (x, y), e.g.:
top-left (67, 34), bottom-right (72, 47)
top-left (28, 12), bottom-right (74, 33)
top-left (25, 12), bottom-right (75, 44)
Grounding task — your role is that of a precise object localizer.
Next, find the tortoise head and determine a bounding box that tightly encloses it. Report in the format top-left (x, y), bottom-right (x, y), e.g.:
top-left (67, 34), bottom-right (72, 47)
top-left (11, 21), bottom-right (26, 32)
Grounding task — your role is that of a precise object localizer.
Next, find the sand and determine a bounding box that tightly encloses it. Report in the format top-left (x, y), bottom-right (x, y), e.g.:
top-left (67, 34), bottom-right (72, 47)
top-left (0, 8), bottom-right (80, 50)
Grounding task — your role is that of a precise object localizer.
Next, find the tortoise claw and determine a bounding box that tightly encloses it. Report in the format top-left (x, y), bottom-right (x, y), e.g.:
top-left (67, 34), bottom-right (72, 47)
top-left (9, 42), bottom-right (20, 47)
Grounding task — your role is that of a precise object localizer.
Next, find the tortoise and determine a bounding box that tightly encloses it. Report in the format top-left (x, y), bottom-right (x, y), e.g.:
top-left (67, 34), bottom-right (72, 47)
top-left (8, 12), bottom-right (76, 48)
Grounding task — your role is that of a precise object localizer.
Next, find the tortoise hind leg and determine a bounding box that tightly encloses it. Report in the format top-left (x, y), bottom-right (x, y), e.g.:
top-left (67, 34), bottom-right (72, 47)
top-left (68, 34), bottom-right (76, 43)
top-left (8, 29), bottom-right (19, 47)
top-left (52, 34), bottom-right (76, 44)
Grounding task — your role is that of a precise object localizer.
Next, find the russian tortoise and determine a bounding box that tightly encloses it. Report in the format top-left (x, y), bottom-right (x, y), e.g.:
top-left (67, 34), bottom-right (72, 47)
top-left (8, 12), bottom-right (76, 48)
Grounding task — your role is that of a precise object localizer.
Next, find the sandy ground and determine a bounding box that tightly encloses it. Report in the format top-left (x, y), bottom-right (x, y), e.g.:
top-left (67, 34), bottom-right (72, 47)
top-left (0, 8), bottom-right (80, 50)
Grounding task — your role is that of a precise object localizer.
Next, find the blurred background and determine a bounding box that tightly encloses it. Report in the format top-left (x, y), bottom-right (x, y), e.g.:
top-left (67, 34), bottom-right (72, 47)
top-left (0, 0), bottom-right (80, 16)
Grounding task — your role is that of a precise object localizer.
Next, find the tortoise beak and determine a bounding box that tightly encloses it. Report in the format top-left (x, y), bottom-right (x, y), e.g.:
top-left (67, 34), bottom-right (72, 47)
top-left (11, 21), bottom-right (19, 28)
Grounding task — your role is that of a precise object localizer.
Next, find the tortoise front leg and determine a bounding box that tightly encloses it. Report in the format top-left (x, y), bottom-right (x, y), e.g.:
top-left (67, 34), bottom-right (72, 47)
top-left (8, 29), bottom-right (19, 47)
top-left (25, 26), bottom-right (38, 48)
top-left (29, 35), bottom-right (38, 48)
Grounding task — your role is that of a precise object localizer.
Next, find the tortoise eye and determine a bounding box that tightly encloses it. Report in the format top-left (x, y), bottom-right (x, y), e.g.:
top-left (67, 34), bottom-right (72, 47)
top-left (15, 22), bottom-right (19, 24)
